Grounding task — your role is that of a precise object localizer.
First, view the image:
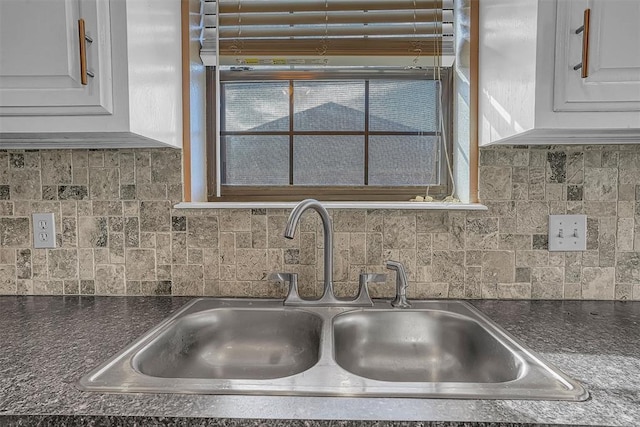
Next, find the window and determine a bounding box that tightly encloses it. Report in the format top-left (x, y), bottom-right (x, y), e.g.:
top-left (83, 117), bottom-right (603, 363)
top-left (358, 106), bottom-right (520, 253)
top-left (212, 72), bottom-right (452, 201)
top-left (201, 0), bottom-right (458, 202)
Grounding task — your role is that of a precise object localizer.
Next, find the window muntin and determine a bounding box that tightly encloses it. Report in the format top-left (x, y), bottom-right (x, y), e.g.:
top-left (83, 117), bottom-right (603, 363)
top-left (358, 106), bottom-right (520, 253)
top-left (218, 77), bottom-right (446, 199)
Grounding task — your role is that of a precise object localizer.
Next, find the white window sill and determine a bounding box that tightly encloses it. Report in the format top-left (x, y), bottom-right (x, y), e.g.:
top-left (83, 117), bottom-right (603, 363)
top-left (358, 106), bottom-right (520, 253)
top-left (174, 201), bottom-right (488, 211)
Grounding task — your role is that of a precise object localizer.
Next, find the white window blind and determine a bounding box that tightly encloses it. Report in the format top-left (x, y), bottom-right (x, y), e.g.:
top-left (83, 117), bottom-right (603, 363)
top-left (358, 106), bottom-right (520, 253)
top-left (200, 0), bottom-right (455, 67)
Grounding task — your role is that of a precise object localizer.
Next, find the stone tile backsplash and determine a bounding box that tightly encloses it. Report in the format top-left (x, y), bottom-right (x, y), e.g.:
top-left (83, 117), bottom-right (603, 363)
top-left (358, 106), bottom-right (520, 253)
top-left (0, 145), bottom-right (639, 300)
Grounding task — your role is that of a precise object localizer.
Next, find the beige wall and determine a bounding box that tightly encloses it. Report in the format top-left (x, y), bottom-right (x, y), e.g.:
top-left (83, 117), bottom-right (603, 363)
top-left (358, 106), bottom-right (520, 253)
top-left (0, 144), bottom-right (638, 300)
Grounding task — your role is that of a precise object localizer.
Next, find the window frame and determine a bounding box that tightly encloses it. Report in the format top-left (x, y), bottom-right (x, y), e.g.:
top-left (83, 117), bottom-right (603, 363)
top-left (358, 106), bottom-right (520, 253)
top-left (206, 68), bottom-right (454, 202)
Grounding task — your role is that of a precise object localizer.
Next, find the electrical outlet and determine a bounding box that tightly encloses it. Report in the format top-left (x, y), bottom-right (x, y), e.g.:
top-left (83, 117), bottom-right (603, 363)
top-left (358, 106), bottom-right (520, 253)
top-left (548, 215), bottom-right (586, 251)
top-left (32, 213), bottom-right (56, 249)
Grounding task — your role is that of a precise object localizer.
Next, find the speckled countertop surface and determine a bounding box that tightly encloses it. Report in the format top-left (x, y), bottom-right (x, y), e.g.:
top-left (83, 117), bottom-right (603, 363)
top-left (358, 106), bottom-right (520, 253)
top-left (0, 296), bottom-right (639, 427)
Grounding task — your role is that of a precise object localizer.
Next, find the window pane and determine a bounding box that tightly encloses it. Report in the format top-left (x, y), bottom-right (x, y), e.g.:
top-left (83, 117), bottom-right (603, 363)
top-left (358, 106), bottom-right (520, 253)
top-left (222, 82), bottom-right (289, 131)
top-left (368, 136), bottom-right (439, 186)
top-left (369, 80), bottom-right (438, 132)
top-left (222, 135), bottom-right (289, 185)
top-left (293, 136), bottom-right (364, 185)
top-left (293, 81), bottom-right (365, 131)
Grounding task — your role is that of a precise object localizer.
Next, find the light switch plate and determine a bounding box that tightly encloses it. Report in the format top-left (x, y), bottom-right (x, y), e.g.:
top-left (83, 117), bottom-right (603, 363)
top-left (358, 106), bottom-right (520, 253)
top-left (32, 213), bottom-right (56, 249)
top-left (548, 215), bottom-right (586, 251)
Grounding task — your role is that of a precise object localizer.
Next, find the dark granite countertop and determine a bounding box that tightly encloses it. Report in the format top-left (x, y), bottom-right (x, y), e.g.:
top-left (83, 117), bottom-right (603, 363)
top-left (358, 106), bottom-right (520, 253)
top-left (0, 296), bottom-right (639, 427)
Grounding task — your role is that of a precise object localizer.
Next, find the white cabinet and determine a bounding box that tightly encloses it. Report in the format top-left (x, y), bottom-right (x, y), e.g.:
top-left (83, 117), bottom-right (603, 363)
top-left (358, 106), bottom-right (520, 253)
top-left (554, 0), bottom-right (640, 111)
top-left (479, 0), bottom-right (640, 145)
top-left (0, 0), bottom-right (112, 116)
top-left (0, 0), bottom-right (183, 149)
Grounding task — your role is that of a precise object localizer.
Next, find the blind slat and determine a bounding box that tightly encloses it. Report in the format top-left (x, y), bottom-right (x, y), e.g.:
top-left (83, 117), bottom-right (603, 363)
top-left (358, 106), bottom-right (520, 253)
top-left (218, 38), bottom-right (450, 56)
top-left (218, 0), bottom-right (453, 14)
top-left (215, 10), bottom-right (454, 27)
top-left (219, 23), bottom-right (453, 39)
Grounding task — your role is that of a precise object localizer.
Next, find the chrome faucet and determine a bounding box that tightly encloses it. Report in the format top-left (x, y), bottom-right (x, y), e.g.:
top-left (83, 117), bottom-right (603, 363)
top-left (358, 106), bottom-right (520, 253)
top-left (278, 199), bottom-right (381, 306)
top-left (283, 199), bottom-right (339, 305)
top-left (385, 260), bottom-right (412, 308)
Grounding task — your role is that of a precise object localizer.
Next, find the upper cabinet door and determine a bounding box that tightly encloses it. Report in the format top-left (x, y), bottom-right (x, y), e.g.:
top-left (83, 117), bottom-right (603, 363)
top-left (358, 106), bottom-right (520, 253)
top-left (0, 0), bottom-right (113, 116)
top-left (554, 0), bottom-right (640, 111)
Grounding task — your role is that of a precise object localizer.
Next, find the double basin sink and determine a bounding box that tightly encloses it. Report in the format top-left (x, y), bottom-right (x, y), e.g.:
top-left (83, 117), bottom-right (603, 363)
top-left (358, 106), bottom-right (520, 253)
top-left (79, 298), bottom-right (588, 400)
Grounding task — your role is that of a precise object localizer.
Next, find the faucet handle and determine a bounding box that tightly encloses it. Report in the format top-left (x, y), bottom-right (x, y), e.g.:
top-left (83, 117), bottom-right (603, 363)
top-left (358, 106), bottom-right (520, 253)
top-left (352, 273), bottom-right (386, 306)
top-left (269, 272), bottom-right (303, 306)
top-left (360, 273), bottom-right (386, 285)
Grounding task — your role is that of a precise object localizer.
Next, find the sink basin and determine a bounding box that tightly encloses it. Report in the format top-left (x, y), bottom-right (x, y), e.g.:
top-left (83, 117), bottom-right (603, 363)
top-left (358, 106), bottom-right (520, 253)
top-left (79, 298), bottom-right (588, 400)
top-left (133, 309), bottom-right (322, 380)
top-left (333, 310), bottom-right (521, 383)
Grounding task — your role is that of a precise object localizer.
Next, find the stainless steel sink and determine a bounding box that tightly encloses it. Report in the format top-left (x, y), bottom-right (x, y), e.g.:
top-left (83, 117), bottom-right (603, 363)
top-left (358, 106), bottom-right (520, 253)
top-left (133, 308), bottom-right (322, 380)
top-left (333, 310), bottom-right (521, 383)
top-left (79, 298), bottom-right (588, 400)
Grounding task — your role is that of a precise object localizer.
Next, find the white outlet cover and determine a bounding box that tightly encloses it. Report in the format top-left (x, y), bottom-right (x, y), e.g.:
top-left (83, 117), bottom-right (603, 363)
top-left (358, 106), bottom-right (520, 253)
top-left (548, 214), bottom-right (587, 252)
top-left (32, 213), bottom-right (56, 249)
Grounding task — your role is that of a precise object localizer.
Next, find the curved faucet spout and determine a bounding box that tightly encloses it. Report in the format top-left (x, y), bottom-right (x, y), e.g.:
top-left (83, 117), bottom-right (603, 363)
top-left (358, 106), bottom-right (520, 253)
top-left (284, 199), bottom-right (333, 299)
